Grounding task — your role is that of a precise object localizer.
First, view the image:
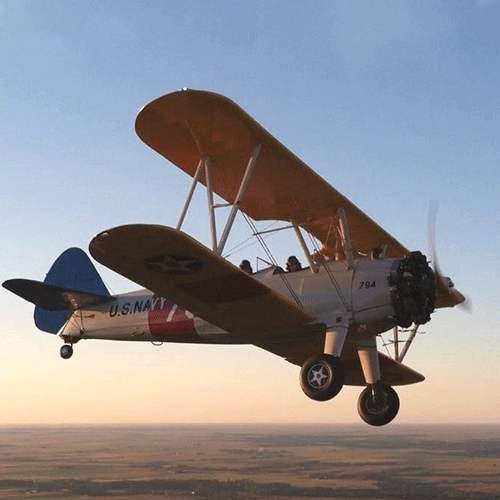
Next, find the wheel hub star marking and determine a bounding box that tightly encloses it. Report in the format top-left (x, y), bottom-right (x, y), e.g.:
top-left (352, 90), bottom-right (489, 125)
top-left (308, 365), bottom-right (329, 388)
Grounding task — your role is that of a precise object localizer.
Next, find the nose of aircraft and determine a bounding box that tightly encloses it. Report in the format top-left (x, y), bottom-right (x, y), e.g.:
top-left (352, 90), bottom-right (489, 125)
top-left (389, 251), bottom-right (436, 328)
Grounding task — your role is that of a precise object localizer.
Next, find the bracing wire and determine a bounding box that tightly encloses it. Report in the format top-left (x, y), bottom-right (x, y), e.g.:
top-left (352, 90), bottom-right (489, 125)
top-left (242, 213), bottom-right (305, 309)
top-left (378, 333), bottom-right (393, 357)
top-left (223, 220), bottom-right (279, 258)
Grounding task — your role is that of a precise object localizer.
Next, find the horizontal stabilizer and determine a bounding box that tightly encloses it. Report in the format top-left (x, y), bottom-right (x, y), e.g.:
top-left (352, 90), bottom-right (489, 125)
top-left (2, 279), bottom-right (113, 311)
top-left (3, 247), bottom-right (112, 334)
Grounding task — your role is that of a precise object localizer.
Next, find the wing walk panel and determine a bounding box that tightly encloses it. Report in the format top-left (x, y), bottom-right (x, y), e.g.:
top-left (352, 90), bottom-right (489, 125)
top-left (178, 273), bottom-right (267, 303)
top-left (89, 224), bottom-right (314, 338)
top-left (135, 89), bottom-right (410, 259)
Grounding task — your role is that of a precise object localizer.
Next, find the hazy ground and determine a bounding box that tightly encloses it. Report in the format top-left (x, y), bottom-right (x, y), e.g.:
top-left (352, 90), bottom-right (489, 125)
top-left (0, 424), bottom-right (499, 499)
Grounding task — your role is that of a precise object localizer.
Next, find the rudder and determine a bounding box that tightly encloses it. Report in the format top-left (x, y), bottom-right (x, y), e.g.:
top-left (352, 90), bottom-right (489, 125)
top-left (35, 248), bottom-right (110, 333)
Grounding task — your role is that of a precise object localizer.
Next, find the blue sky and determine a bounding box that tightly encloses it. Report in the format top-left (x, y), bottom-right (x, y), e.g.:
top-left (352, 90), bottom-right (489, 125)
top-left (1, 0), bottom-right (499, 425)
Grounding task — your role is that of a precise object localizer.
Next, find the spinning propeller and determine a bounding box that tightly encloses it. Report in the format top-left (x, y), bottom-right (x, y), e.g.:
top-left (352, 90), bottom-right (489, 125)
top-left (428, 203), bottom-right (470, 312)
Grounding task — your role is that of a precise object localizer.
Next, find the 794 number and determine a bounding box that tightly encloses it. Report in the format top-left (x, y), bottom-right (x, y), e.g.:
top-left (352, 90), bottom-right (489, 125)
top-left (359, 281), bottom-right (376, 289)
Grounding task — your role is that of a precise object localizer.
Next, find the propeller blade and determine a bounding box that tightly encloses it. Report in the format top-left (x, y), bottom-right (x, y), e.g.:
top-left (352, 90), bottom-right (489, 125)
top-left (427, 202), bottom-right (470, 311)
top-left (457, 293), bottom-right (472, 313)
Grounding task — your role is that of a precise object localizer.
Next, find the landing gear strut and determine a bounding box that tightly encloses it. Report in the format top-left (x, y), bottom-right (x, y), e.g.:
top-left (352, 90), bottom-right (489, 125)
top-left (300, 354), bottom-right (345, 401)
top-left (60, 344), bottom-right (74, 360)
top-left (357, 382), bottom-right (400, 426)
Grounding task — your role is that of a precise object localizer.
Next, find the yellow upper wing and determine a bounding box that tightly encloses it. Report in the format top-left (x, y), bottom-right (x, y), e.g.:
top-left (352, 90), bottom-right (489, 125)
top-left (135, 89), bottom-right (409, 260)
top-left (135, 89), bottom-right (464, 309)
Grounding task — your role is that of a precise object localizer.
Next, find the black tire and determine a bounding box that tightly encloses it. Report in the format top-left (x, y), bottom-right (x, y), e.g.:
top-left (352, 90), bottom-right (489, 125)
top-left (60, 344), bottom-right (73, 360)
top-left (357, 384), bottom-right (400, 426)
top-left (300, 354), bottom-right (345, 402)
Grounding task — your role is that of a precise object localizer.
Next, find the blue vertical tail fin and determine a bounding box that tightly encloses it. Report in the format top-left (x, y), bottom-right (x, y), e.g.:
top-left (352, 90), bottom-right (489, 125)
top-left (34, 248), bottom-right (110, 333)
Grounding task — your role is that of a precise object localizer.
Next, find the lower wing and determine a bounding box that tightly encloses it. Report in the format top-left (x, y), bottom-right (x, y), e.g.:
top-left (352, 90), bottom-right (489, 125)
top-left (89, 224), bottom-right (315, 339)
top-left (254, 336), bottom-right (425, 386)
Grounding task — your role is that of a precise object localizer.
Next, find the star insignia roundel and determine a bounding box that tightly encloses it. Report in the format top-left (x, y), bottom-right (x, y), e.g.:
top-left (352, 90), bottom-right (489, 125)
top-left (143, 254), bottom-right (202, 275)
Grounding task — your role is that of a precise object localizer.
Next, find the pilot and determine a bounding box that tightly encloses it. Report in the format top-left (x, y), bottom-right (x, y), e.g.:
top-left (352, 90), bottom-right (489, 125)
top-left (286, 255), bottom-right (302, 272)
top-left (239, 259), bottom-right (253, 274)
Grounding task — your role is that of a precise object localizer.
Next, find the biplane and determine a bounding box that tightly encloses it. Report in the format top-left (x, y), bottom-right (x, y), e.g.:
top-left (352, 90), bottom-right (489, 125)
top-left (3, 89), bottom-right (466, 426)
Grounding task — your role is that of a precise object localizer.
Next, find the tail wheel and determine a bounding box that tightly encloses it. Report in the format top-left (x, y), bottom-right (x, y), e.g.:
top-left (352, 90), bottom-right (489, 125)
top-left (60, 344), bottom-right (74, 360)
top-left (357, 384), bottom-right (400, 426)
top-left (300, 354), bottom-right (345, 402)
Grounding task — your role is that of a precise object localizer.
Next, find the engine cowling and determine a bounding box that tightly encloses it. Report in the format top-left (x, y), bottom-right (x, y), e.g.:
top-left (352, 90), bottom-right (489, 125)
top-left (389, 251), bottom-right (436, 328)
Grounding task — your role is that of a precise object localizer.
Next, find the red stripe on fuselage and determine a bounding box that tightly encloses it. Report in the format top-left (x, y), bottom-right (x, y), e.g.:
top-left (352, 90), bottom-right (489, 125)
top-left (148, 296), bottom-right (197, 340)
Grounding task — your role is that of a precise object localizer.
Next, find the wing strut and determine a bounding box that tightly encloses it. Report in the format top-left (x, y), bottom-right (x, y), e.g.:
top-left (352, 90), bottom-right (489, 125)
top-left (204, 156), bottom-right (218, 251)
top-left (175, 143), bottom-right (263, 256)
top-left (337, 207), bottom-right (355, 268)
top-left (292, 223), bottom-right (318, 274)
top-left (176, 159), bottom-right (203, 230)
top-left (393, 326), bottom-right (399, 360)
top-left (217, 144), bottom-right (262, 255)
top-left (397, 323), bottom-right (419, 363)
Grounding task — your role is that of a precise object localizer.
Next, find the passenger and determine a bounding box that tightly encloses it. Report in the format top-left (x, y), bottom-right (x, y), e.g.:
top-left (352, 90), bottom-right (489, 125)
top-left (312, 251), bottom-right (326, 265)
top-left (286, 255), bottom-right (302, 272)
top-left (239, 259), bottom-right (253, 274)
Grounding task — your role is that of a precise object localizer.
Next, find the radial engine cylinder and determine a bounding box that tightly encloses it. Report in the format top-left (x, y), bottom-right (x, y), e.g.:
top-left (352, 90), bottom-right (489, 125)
top-left (388, 251), bottom-right (436, 328)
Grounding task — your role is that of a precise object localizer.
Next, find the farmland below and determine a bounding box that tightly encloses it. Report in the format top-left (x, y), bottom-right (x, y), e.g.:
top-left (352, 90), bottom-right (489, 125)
top-left (0, 424), bottom-right (499, 499)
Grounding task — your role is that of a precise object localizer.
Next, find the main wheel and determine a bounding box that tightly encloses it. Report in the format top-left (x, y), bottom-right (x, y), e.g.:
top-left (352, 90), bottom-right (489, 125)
top-left (357, 384), bottom-right (400, 426)
top-left (60, 344), bottom-right (73, 360)
top-left (300, 354), bottom-right (345, 402)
